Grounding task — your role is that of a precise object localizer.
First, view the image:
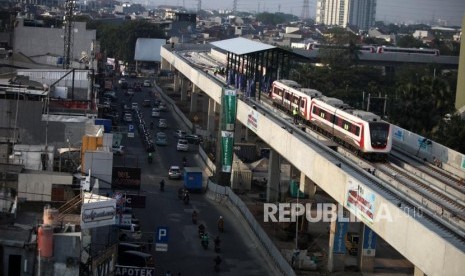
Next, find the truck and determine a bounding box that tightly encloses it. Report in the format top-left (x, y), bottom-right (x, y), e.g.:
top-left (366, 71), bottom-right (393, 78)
top-left (183, 167), bottom-right (203, 192)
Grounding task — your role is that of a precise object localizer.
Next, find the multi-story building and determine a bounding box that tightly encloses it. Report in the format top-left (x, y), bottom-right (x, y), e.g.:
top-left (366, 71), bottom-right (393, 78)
top-left (316, 0), bottom-right (376, 31)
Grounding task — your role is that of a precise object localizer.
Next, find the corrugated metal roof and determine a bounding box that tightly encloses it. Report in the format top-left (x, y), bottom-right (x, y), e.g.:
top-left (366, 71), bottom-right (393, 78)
top-left (134, 38), bottom-right (167, 62)
top-left (210, 37), bottom-right (276, 55)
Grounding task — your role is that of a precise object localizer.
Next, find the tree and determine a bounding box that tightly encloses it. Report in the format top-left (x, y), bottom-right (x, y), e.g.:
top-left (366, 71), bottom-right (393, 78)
top-left (396, 35), bottom-right (426, 48)
top-left (434, 115), bottom-right (465, 154)
top-left (95, 20), bottom-right (165, 63)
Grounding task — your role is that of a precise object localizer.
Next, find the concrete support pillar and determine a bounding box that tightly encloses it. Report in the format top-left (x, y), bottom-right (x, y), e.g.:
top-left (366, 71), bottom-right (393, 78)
top-left (327, 216), bottom-right (348, 272)
top-left (190, 91), bottom-right (198, 114)
top-left (180, 77), bottom-right (188, 102)
top-left (414, 266), bottom-right (425, 276)
top-left (358, 224), bottom-right (377, 272)
top-left (161, 58), bottom-right (170, 70)
top-left (207, 98), bottom-right (217, 135)
top-left (173, 74), bottom-right (181, 94)
top-left (299, 173), bottom-right (316, 200)
top-left (266, 149), bottom-right (280, 202)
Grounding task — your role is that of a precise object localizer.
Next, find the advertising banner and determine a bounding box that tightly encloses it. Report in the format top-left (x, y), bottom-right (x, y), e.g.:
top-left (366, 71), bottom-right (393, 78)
top-left (221, 131), bottom-right (234, 172)
top-left (112, 167), bottom-right (141, 190)
top-left (222, 89), bottom-right (237, 131)
top-left (345, 178), bottom-right (376, 225)
top-left (81, 195), bottom-right (116, 229)
top-left (362, 225), bottom-right (377, 257)
top-left (247, 108), bottom-right (259, 133)
top-left (333, 220), bottom-right (348, 254)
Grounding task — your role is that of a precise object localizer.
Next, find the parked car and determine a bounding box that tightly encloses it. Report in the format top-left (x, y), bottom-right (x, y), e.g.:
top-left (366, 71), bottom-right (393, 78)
top-left (131, 102), bottom-right (139, 110)
top-left (168, 165), bottom-right (182, 179)
top-left (176, 139), bottom-right (189, 151)
top-left (143, 80), bottom-right (151, 87)
top-left (158, 118), bottom-right (167, 128)
top-left (155, 132), bottom-right (168, 146)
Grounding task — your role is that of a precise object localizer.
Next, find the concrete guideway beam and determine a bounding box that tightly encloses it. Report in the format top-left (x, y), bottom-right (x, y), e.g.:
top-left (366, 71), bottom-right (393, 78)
top-left (160, 44), bottom-right (465, 276)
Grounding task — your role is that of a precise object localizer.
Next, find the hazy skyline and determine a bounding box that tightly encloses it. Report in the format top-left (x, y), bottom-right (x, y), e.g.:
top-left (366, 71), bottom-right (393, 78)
top-left (155, 0), bottom-right (465, 26)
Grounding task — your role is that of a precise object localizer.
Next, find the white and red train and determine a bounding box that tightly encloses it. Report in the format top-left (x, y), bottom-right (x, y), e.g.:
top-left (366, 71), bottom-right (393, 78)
top-left (305, 43), bottom-right (440, 56)
top-left (270, 79), bottom-right (392, 160)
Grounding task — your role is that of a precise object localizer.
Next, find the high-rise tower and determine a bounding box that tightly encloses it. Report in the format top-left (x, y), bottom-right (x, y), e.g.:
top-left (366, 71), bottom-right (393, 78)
top-left (301, 0), bottom-right (310, 20)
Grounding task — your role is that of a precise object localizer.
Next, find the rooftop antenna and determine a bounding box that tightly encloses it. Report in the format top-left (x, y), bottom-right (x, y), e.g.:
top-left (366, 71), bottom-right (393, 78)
top-left (197, 0), bottom-right (202, 12)
top-left (63, 0), bottom-right (75, 69)
top-left (233, 0), bottom-right (237, 15)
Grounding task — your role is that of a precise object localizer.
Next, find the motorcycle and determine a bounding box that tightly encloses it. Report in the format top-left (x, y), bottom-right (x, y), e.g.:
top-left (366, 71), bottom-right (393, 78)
top-left (214, 256), bottom-right (222, 272)
top-left (192, 211), bottom-right (198, 224)
top-left (183, 193), bottom-right (190, 205)
top-left (159, 180), bottom-right (165, 192)
top-left (201, 234), bottom-right (209, 249)
top-left (198, 225), bottom-right (205, 238)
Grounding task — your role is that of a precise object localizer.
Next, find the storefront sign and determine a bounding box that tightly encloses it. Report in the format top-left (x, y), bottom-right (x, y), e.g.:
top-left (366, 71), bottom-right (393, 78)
top-left (81, 198), bottom-right (116, 229)
top-left (112, 167), bottom-right (141, 190)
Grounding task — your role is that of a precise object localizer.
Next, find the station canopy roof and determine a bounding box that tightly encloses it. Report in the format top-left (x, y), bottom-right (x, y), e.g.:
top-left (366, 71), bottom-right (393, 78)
top-left (210, 37), bottom-right (276, 55)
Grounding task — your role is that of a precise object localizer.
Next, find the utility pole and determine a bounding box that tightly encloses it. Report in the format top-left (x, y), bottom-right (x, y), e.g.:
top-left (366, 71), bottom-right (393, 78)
top-left (63, 0), bottom-right (75, 69)
top-left (232, 0), bottom-right (237, 15)
top-left (301, 0), bottom-right (310, 20)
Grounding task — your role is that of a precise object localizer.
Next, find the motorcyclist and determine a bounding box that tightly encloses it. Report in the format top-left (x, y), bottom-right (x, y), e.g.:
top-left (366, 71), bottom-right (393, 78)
top-left (192, 210), bottom-right (198, 224)
top-left (159, 179), bottom-right (165, 191)
top-left (183, 190), bottom-right (190, 204)
top-left (217, 216), bottom-right (224, 233)
top-left (201, 233), bottom-right (209, 247)
top-left (214, 255), bottom-right (222, 272)
top-left (198, 224), bottom-right (205, 237)
top-left (214, 236), bottom-right (221, 252)
top-left (182, 156), bottom-right (187, 167)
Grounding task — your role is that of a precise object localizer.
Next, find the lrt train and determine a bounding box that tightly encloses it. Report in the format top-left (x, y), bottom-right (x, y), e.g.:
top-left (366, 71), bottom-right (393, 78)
top-left (306, 43), bottom-right (440, 56)
top-left (270, 79), bottom-right (392, 160)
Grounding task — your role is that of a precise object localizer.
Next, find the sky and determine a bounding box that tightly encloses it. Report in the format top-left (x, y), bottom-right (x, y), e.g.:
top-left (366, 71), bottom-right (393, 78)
top-left (153, 0), bottom-right (465, 27)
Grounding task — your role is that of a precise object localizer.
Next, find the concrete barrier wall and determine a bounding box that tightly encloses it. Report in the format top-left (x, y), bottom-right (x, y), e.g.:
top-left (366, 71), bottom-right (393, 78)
top-left (392, 125), bottom-right (465, 179)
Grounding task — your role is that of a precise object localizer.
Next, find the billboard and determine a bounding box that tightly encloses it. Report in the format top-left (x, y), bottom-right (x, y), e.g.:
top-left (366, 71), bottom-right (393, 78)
top-left (112, 167), bottom-right (141, 190)
top-left (222, 89), bottom-right (237, 131)
top-left (81, 194), bottom-right (116, 229)
top-left (332, 220), bottom-right (348, 254)
top-left (247, 108), bottom-right (259, 133)
top-left (345, 178), bottom-right (376, 224)
top-left (221, 131), bottom-right (234, 172)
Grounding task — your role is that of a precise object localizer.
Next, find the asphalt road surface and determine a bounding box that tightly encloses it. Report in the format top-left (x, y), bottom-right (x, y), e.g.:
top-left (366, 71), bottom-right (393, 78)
top-left (112, 77), bottom-right (277, 276)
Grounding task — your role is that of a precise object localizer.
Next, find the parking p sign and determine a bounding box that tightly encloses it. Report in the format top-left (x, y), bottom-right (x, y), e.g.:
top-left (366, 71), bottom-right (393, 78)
top-left (155, 226), bottom-right (169, 252)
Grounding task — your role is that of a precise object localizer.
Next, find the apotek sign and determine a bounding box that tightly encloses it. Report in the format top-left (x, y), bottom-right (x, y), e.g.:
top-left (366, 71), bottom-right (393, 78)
top-left (115, 266), bottom-right (154, 276)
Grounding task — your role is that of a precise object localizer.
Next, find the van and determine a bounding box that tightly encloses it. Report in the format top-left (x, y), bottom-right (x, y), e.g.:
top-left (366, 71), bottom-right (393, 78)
top-left (118, 251), bottom-right (154, 267)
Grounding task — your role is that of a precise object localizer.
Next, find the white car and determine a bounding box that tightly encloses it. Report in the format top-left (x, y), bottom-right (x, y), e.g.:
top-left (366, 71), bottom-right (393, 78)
top-left (131, 102), bottom-right (138, 110)
top-left (152, 107), bottom-right (160, 118)
top-left (112, 145), bottom-right (125, 155)
top-left (143, 80), bottom-right (151, 87)
top-left (176, 139), bottom-right (189, 151)
top-left (168, 166), bottom-right (182, 179)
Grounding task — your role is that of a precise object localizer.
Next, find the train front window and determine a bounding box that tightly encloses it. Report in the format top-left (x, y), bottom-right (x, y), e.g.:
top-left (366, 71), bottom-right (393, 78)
top-left (370, 123), bottom-right (389, 146)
